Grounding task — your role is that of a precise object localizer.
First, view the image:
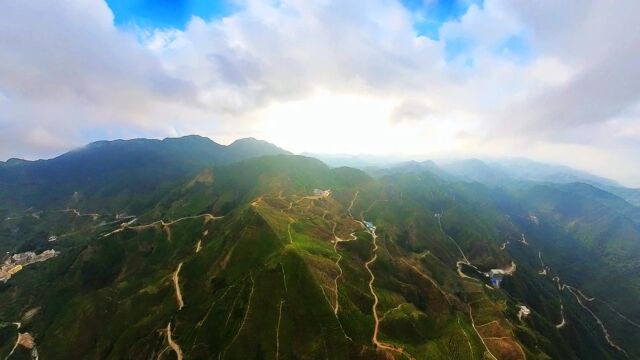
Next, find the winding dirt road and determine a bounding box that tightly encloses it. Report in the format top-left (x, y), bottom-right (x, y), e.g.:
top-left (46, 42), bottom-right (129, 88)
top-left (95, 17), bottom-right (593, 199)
top-left (401, 259), bottom-right (451, 304)
top-left (276, 299), bottom-right (285, 360)
top-left (437, 213), bottom-right (503, 360)
top-left (103, 213), bottom-right (221, 238)
top-left (548, 258), bottom-right (631, 355)
top-left (347, 191), bottom-right (359, 218)
top-left (331, 221), bottom-right (358, 315)
top-left (286, 220), bottom-right (294, 243)
top-left (598, 300), bottom-right (640, 329)
top-left (457, 315), bottom-right (475, 358)
top-left (500, 240), bottom-right (510, 250)
top-left (223, 274), bottom-right (255, 359)
top-left (172, 262), bottom-right (184, 310)
top-left (556, 304), bottom-right (566, 329)
top-left (361, 220), bottom-right (415, 360)
top-left (468, 305), bottom-right (499, 360)
top-left (166, 322), bottom-right (183, 360)
top-left (5, 323), bottom-right (23, 359)
top-left (61, 208), bottom-right (100, 220)
top-left (566, 286), bottom-right (628, 357)
top-left (538, 252), bottom-right (548, 275)
top-left (436, 213), bottom-right (469, 263)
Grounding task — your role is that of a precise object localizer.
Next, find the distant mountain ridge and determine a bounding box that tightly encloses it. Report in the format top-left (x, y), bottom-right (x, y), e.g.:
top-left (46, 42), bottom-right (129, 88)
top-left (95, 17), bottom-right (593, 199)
top-left (437, 158), bottom-right (511, 184)
top-left (435, 158), bottom-right (640, 207)
top-left (0, 135), bottom-right (289, 212)
top-left (0, 158), bottom-right (30, 167)
top-left (310, 153), bottom-right (622, 187)
top-left (324, 155), bottom-right (639, 208)
top-left (488, 158), bottom-right (620, 187)
top-left (68, 135), bottom-right (288, 165)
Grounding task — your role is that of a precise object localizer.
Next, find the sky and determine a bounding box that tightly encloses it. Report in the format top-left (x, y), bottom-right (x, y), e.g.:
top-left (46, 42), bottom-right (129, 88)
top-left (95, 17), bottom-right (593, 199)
top-left (0, 1), bottom-right (639, 186)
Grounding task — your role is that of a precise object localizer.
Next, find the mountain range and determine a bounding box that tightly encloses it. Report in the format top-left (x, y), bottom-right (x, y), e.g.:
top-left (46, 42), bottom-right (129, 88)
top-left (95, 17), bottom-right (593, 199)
top-left (0, 136), bottom-right (638, 359)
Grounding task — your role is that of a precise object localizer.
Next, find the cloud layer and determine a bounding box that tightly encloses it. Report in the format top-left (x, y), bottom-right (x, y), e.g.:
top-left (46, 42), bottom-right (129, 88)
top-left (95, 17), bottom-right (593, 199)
top-left (1, 0), bottom-right (639, 185)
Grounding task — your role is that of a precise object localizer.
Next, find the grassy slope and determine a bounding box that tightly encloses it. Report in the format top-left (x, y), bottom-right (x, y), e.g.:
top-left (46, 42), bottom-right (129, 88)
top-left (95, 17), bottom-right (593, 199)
top-left (0, 155), bottom-right (635, 359)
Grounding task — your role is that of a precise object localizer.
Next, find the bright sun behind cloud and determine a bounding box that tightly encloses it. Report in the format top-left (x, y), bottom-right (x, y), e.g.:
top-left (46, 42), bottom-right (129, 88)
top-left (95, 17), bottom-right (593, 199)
top-left (253, 90), bottom-right (471, 157)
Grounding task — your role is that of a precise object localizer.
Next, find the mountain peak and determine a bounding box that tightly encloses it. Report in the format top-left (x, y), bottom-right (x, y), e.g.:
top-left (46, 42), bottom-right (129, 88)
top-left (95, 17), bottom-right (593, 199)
top-left (0, 158), bottom-right (29, 167)
top-left (229, 137), bottom-right (271, 145)
top-left (4, 158), bottom-right (29, 165)
top-left (164, 134), bottom-right (222, 145)
top-left (225, 137), bottom-right (291, 160)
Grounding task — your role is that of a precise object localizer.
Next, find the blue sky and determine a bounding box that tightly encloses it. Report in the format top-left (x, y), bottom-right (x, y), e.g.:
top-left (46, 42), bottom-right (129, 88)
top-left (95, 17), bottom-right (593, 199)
top-left (401, 0), bottom-right (483, 39)
top-left (105, 0), bottom-right (522, 64)
top-left (106, 0), bottom-right (480, 37)
top-left (105, 0), bottom-right (237, 29)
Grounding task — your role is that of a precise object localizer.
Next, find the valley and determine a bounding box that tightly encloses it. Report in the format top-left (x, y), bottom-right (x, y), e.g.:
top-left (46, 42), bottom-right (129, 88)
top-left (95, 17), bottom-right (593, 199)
top-left (2, 0), bottom-right (639, 356)
top-left (0, 137), bottom-right (637, 359)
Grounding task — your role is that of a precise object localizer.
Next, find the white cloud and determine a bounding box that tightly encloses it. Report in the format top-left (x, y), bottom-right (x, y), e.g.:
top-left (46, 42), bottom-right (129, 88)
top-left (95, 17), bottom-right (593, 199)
top-left (0, 0), bottom-right (639, 185)
top-left (498, 0), bottom-right (640, 132)
top-left (0, 0), bottom-right (195, 155)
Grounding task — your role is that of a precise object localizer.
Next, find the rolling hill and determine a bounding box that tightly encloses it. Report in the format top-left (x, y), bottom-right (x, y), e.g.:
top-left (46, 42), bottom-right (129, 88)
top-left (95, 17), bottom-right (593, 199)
top-left (0, 138), bottom-right (638, 359)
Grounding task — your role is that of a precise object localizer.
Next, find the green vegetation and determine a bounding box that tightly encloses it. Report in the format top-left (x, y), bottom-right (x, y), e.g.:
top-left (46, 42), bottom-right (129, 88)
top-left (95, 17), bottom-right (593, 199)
top-left (0, 139), bottom-right (637, 359)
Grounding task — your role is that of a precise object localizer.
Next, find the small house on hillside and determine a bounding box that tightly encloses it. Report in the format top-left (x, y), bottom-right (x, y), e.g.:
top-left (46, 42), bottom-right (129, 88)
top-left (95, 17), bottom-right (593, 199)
top-left (488, 269), bottom-right (506, 288)
top-left (363, 221), bottom-right (376, 231)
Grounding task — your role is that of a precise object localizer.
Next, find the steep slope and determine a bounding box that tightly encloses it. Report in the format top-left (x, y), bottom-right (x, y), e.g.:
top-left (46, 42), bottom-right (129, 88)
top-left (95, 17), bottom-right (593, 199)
top-left (494, 183), bottom-right (640, 356)
top-left (0, 155), bottom-right (637, 359)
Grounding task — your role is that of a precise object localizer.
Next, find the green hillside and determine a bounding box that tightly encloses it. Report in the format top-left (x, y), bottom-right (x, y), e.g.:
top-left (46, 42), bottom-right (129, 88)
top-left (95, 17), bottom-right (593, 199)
top-left (0, 148), bottom-right (637, 359)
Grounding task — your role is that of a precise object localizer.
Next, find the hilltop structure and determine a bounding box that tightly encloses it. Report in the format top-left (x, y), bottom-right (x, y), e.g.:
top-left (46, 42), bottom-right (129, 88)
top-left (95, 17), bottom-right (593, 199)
top-left (0, 250), bottom-right (58, 282)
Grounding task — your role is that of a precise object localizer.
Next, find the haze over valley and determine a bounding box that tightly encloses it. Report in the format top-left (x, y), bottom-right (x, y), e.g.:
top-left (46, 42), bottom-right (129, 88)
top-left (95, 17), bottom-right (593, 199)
top-left (1, 136), bottom-right (640, 359)
top-left (1, 0), bottom-right (639, 359)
